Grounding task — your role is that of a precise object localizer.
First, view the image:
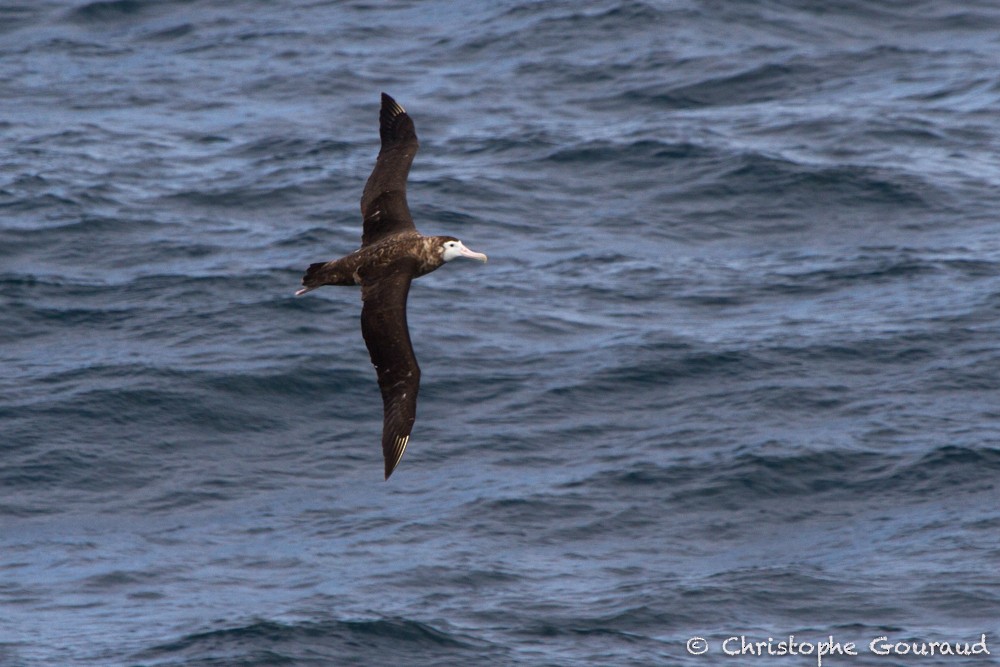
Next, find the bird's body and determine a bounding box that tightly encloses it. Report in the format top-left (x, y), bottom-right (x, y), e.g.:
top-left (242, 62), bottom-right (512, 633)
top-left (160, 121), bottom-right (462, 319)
top-left (299, 232), bottom-right (457, 288)
top-left (296, 93), bottom-right (487, 480)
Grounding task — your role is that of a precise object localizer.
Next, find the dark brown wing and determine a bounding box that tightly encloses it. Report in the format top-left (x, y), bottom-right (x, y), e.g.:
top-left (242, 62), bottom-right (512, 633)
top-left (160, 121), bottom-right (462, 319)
top-left (359, 258), bottom-right (421, 479)
top-left (360, 93), bottom-right (419, 247)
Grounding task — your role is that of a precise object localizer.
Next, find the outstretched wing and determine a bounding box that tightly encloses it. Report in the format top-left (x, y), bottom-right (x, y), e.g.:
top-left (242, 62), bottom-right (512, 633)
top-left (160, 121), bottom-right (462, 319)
top-left (359, 258), bottom-right (421, 479)
top-left (360, 93), bottom-right (419, 247)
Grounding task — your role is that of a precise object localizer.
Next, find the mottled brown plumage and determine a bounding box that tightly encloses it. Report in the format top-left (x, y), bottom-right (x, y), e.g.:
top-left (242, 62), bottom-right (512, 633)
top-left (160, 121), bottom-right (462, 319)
top-left (296, 93), bottom-right (487, 480)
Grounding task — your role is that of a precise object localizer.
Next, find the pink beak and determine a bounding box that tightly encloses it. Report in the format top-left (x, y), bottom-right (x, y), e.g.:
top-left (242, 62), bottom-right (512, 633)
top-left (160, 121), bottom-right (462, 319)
top-left (460, 246), bottom-right (488, 262)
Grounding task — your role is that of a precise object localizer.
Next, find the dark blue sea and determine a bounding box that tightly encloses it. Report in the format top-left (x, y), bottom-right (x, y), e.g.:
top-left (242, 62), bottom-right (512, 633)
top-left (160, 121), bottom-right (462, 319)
top-left (3, 1), bottom-right (1000, 665)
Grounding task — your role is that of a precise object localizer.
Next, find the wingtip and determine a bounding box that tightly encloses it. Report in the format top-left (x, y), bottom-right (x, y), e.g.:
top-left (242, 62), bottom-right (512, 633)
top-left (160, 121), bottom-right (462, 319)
top-left (380, 92), bottom-right (407, 119)
top-left (376, 92), bottom-right (416, 147)
top-left (382, 434), bottom-right (410, 480)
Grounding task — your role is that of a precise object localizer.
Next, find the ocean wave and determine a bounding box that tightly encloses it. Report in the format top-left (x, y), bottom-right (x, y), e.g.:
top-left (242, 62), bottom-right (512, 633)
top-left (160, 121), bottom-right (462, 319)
top-left (543, 139), bottom-right (715, 167)
top-left (685, 153), bottom-right (934, 209)
top-left (568, 445), bottom-right (1000, 506)
top-left (137, 616), bottom-right (500, 666)
top-left (66, 0), bottom-right (164, 24)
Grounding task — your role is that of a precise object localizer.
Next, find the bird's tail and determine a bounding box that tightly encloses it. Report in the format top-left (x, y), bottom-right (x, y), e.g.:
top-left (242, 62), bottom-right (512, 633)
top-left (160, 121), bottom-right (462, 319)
top-left (294, 262), bottom-right (329, 296)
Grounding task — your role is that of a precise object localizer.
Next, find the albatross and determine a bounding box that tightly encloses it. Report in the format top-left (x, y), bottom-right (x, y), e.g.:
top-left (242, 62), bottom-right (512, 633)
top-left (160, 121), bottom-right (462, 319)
top-left (295, 93), bottom-right (487, 480)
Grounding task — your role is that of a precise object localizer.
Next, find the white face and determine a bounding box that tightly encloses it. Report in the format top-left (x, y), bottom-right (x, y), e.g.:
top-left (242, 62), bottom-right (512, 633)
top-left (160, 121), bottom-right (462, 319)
top-left (441, 240), bottom-right (466, 262)
top-left (441, 239), bottom-right (488, 263)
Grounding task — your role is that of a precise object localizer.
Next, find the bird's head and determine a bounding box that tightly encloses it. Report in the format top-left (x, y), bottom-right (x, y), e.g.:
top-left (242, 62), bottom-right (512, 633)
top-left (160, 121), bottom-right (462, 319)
top-left (439, 236), bottom-right (488, 263)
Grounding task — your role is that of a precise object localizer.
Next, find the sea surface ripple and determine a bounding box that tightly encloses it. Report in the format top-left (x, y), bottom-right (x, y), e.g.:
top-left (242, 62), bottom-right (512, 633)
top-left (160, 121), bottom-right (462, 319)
top-left (2, 1), bottom-right (1000, 665)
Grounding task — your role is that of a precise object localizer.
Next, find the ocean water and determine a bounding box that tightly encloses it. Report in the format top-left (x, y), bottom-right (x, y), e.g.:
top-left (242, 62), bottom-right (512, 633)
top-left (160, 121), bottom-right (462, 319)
top-left (3, 0), bottom-right (1000, 665)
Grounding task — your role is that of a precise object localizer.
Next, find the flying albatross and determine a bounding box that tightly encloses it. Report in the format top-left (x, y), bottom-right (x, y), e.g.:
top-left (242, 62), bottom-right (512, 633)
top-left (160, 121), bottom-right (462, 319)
top-left (295, 93), bottom-right (488, 480)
